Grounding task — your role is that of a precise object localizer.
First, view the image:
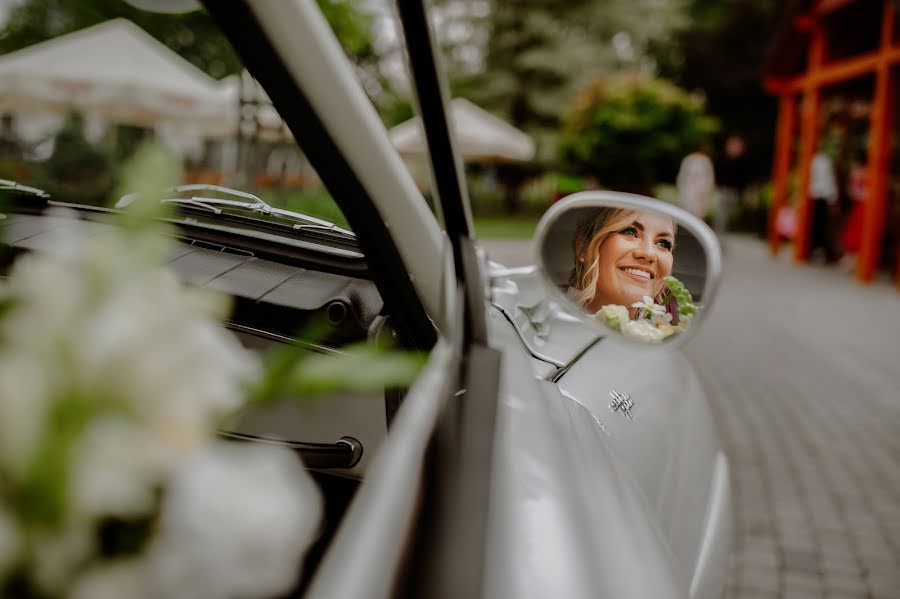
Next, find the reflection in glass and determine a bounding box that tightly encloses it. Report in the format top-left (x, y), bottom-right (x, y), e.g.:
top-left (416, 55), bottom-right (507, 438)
top-left (565, 207), bottom-right (698, 343)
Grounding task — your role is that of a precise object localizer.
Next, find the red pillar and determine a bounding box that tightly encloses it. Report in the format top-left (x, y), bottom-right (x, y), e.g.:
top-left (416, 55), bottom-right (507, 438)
top-left (794, 24), bottom-right (826, 262)
top-left (769, 94), bottom-right (797, 255)
top-left (857, 1), bottom-right (896, 282)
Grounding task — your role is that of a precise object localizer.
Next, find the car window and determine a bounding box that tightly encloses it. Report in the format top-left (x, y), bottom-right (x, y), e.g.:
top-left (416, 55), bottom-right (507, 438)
top-left (0, 6), bottom-right (350, 230)
top-left (0, 2), bottom-right (417, 475)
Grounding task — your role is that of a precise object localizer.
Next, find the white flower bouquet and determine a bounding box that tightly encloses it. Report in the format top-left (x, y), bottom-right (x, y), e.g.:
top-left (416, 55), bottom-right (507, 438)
top-left (595, 276), bottom-right (699, 343)
top-left (0, 146), bottom-right (422, 598)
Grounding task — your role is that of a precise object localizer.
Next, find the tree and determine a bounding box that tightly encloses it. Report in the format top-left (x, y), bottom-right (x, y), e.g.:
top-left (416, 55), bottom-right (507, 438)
top-left (438, 0), bottom-right (687, 212)
top-left (652, 0), bottom-right (783, 181)
top-left (32, 112), bottom-right (114, 204)
top-left (557, 74), bottom-right (718, 193)
top-left (465, 0), bottom-right (688, 161)
top-left (0, 0), bottom-right (376, 80)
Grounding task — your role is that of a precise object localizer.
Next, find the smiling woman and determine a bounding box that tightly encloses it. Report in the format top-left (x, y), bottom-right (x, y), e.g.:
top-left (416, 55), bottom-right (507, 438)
top-left (536, 191), bottom-right (715, 345)
top-left (568, 207), bottom-right (676, 316)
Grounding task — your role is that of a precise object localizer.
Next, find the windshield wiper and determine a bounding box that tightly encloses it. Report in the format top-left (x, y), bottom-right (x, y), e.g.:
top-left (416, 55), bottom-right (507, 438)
top-left (0, 179), bottom-right (49, 198)
top-left (117, 183), bottom-right (355, 239)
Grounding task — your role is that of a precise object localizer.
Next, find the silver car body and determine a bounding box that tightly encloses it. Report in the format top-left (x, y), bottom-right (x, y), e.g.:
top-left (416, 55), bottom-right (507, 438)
top-left (488, 266), bottom-right (732, 598)
top-left (232, 1), bottom-right (732, 597)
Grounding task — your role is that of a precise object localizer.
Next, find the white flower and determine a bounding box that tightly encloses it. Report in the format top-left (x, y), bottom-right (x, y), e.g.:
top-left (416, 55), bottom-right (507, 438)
top-left (0, 151), bottom-right (327, 598)
top-left (0, 253), bottom-right (91, 356)
top-left (621, 319), bottom-right (666, 343)
top-left (650, 310), bottom-right (673, 326)
top-left (30, 522), bottom-right (95, 594)
top-left (631, 295), bottom-right (656, 311)
top-left (70, 417), bottom-right (170, 519)
top-left (631, 295), bottom-right (667, 318)
top-left (69, 560), bottom-right (145, 599)
top-left (0, 352), bottom-right (53, 479)
top-left (0, 204), bottom-right (263, 591)
top-left (146, 442), bottom-right (322, 599)
top-left (72, 268), bottom-right (259, 452)
top-left (596, 304), bottom-right (630, 332)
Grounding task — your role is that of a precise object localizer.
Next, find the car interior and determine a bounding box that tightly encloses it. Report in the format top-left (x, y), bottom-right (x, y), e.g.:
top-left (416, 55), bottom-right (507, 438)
top-left (0, 194), bottom-right (396, 593)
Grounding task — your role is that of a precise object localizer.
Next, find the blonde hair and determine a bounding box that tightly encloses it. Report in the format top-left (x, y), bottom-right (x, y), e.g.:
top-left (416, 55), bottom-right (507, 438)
top-left (568, 207), bottom-right (673, 309)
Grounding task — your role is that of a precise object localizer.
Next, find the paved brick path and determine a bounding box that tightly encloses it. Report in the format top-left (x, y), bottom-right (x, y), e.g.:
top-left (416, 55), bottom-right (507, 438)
top-left (482, 234), bottom-right (900, 598)
top-left (685, 236), bottom-right (900, 599)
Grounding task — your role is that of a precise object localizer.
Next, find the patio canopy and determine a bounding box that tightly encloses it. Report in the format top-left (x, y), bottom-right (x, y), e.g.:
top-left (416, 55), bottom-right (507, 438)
top-left (389, 98), bottom-right (535, 162)
top-left (0, 18), bottom-right (236, 138)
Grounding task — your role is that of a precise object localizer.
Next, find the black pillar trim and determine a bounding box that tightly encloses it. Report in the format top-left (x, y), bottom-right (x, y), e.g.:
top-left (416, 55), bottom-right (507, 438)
top-left (395, 0), bottom-right (487, 346)
top-left (395, 0), bottom-right (475, 274)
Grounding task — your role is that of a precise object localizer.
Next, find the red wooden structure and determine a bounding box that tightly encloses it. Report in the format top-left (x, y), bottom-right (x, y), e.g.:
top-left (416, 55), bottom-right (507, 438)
top-left (765, 0), bottom-right (898, 286)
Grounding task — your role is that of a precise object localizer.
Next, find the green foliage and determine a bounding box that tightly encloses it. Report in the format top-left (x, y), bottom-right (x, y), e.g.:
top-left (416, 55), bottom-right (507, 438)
top-left (377, 94), bottom-right (415, 129)
top-left (472, 217), bottom-right (539, 240)
top-left (248, 327), bottom-right (426, 406)
top-left (317, 0), bottom-right (375, 63)
top-left (660, 275), bottom-right (698, 319)
top-left (289, 343), bottom-right (427, 396)
top-left (262, 187), bottom-right (350, 229)
top-left (465, 0), bottom-right (687, 162)
top-left (31, 113), bottom-right (114, 205)
top-left (0, 0), bottom-right (375, 78)
top-left (12, 393), bottom-right (99, 529)
top-left (558, 74), bottom-right (718, 192)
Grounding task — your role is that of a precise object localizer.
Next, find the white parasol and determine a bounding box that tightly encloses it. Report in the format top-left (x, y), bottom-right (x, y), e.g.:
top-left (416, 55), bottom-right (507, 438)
top-left (0, 19), bottom-right (237, 138)
top-left (389, 98), bottom-right (535, 162)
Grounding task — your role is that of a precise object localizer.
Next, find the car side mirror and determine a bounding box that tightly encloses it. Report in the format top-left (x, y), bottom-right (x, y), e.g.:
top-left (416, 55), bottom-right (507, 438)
top-left (534, 191), bottom-right (722, 346)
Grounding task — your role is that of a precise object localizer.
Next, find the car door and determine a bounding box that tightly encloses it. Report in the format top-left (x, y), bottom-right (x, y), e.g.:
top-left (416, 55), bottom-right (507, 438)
top-left (554, 340), bottom-right (731, 598)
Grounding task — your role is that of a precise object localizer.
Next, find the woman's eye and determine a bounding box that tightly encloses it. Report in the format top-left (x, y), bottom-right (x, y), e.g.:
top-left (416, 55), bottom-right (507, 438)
top-left (619, 226), bottom-right (638, 237)
top-left (656, 239), bottom-right (673, 251)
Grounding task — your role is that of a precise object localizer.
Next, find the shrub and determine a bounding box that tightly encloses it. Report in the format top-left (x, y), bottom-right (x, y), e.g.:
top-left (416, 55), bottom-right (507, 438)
top-left (558, 74), bottom-right (718, 194)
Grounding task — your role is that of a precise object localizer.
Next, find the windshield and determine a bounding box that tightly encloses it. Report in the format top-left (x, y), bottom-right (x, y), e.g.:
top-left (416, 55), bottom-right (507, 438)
top-left (0, 3), bottom-right (366, 233)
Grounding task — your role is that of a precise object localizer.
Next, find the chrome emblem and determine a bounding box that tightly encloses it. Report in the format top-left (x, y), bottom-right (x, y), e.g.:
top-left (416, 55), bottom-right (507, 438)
top-left (609, 389), bottom-right (634, 420)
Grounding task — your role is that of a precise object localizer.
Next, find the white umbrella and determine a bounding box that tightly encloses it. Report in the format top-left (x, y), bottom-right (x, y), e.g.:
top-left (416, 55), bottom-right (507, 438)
top-left (0, 19), bottom-right (237, 138)
top-left (389, 98), bottom-right (535, 162)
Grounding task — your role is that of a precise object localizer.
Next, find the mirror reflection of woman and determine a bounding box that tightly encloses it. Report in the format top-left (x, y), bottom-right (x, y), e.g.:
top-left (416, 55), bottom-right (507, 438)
top-left (568, 208), bottom-right (676, 318)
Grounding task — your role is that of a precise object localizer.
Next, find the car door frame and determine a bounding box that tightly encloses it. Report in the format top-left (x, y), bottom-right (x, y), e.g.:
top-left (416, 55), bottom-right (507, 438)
top-left (202, 1), bottom-right (502, 597)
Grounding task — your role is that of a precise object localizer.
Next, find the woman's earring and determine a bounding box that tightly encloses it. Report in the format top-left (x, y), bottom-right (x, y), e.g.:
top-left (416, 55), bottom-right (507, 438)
top-left (579, 257), bottom-right (585, 263)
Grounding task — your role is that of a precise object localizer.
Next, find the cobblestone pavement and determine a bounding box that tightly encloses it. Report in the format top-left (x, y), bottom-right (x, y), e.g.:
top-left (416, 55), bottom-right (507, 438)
top-left (685, 236), bottom-right (900, 599)
top-left (482, 234), bottom-right (900, 598)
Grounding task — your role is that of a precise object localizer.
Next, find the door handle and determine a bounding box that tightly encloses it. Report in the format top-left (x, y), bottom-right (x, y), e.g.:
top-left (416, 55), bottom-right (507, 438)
top-left (220, 431), bottom-right (363, 468)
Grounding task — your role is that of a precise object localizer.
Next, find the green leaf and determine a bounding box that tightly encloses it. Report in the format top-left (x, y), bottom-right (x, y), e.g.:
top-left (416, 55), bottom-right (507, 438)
top-left (288, 344), bottom-right (427, 397)
top-left (245, 317), bottom-right (425, 405)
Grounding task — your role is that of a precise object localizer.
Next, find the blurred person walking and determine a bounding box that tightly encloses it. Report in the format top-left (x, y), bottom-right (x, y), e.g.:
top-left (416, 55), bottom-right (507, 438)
top-left (809, 146), bottom-right (842, 263)
top-left (840, 152), bottom-right (867, 265)
top-left (676, 147), bottom-right (716, 221)
top-left (716, 135), bottom-right (750, 235)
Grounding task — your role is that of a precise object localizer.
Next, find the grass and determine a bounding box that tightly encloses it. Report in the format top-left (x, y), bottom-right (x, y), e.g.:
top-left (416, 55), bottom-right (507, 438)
top-left (260, 188), bottom-right (350, 229)
top-left (473, 216), bottom-right (540, 240)
top-left (257, 187), bottom-right (541, 240)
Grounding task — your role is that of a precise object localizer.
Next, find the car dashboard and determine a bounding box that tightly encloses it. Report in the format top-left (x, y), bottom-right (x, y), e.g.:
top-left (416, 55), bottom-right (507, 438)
top-left (0, 207), bottom-right (390, 479)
